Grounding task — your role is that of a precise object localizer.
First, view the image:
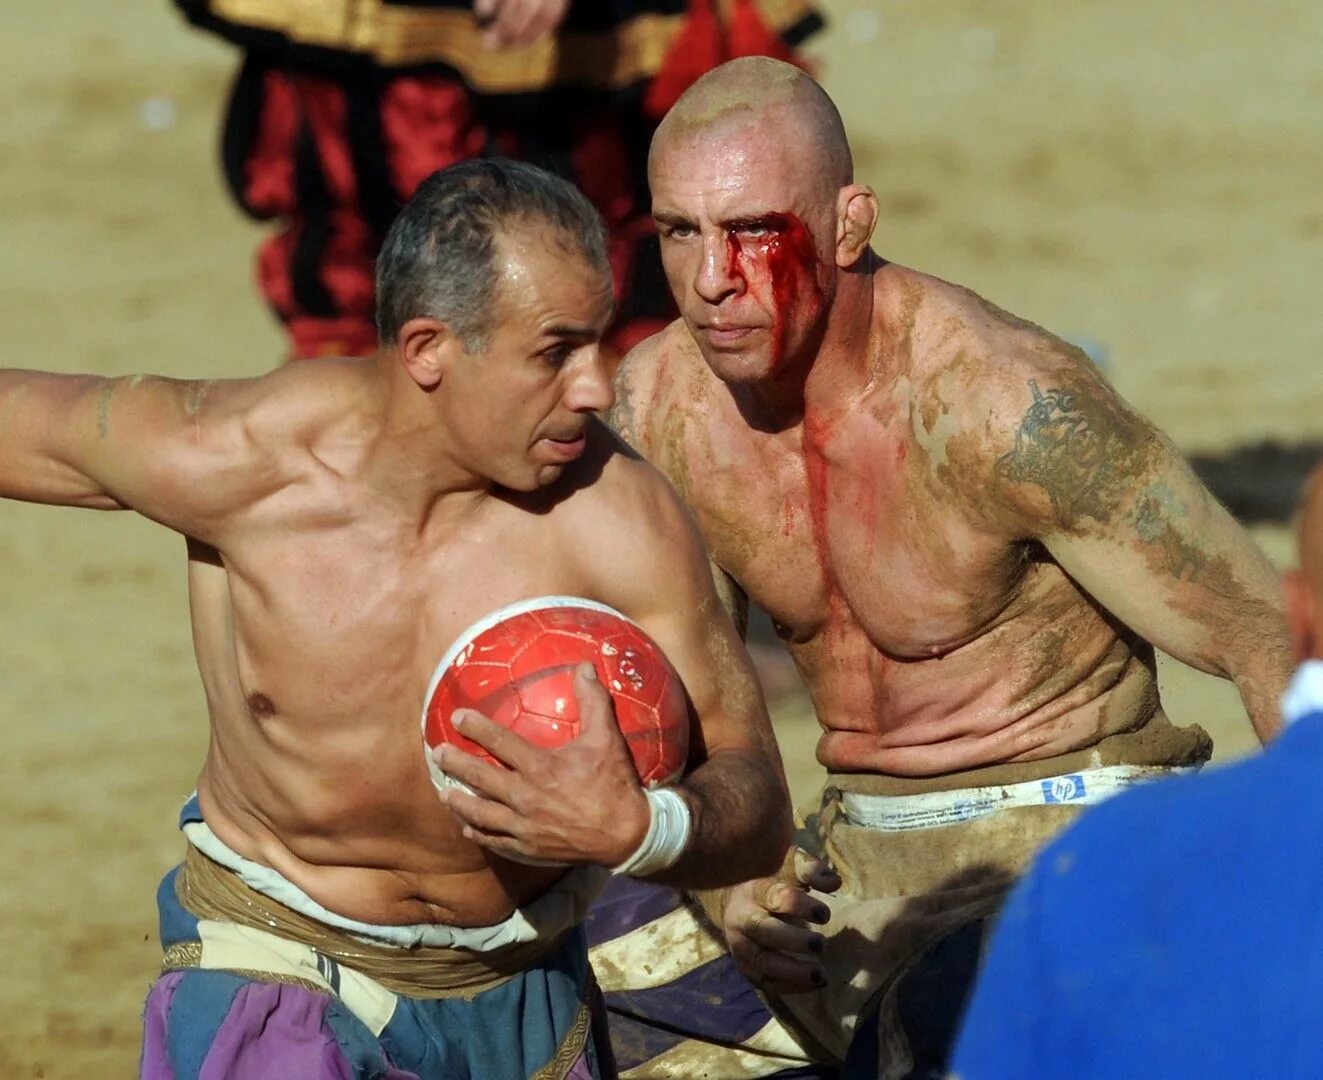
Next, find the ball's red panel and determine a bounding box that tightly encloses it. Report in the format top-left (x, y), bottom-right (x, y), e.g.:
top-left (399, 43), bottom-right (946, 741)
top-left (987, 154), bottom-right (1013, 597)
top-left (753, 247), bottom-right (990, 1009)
top-left (424, 601), bottom-right (690, 789)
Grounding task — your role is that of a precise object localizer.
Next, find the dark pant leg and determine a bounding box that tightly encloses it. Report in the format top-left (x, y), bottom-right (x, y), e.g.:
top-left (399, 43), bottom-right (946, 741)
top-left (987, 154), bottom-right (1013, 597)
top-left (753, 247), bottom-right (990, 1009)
top-left (838, 918), bottom-right (991, 1080)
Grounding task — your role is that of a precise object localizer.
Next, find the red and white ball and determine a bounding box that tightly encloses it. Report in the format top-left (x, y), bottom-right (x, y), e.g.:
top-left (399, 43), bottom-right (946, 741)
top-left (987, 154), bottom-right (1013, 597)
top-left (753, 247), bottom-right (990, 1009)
top-left (422, 596), bottom-right (690, 792)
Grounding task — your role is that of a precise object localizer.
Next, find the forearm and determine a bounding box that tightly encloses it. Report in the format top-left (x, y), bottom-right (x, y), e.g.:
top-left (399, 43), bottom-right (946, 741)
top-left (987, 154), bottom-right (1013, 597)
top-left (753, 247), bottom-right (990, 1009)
top-left (648, 747), bottom-right (792, 889)
top-left (1222, 609), bottom-right (1293, 743)
top-left (688, 841), bottom-right (801, 933)
top-left (1184, 516), bottom-right (1292, 742)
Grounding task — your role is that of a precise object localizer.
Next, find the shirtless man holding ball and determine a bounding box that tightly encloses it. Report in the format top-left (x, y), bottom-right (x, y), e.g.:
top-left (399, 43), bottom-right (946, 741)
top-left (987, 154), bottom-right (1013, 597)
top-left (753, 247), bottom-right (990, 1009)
top-left (0, 160), bottom-right (789, 1078)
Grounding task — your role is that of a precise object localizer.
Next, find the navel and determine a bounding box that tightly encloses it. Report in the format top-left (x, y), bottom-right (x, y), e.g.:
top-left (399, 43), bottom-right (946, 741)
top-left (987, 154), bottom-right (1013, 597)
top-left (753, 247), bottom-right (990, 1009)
top-left (246, 691), bottom-right (277, 720)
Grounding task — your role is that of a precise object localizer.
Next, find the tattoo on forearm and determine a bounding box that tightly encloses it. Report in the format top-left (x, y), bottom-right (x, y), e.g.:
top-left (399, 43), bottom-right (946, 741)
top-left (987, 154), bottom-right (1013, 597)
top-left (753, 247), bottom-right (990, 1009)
top-left (95, 382), bottom-right (116, 439)
top-left (1131, 481), bottom-right (1206, 580)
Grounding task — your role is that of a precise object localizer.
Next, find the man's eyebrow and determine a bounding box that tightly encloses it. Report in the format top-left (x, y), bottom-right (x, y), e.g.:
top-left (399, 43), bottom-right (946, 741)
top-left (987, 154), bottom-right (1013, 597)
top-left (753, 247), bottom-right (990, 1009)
top-left (719, 212), bottom-right (786, 230)
top-left (538, 321), bottom-right (606, 343)
top-left (653, 210), bottom-right (694, 229)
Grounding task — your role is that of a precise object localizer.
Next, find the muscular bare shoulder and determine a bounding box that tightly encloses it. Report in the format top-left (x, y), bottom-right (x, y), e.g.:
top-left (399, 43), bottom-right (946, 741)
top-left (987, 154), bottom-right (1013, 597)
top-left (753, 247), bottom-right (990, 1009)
top-left (608, 320), bottom-right (739, 507)
top-left (152, 358), bottom-right (372, 540)
top-left (608, 321), bottom-right (708, 456)
top-left (562, 417), bottom-right (712, 603)
top-left (895, 268), bottom-right (1164, 538)
top-left (234, 358), bottom-right (374, 467)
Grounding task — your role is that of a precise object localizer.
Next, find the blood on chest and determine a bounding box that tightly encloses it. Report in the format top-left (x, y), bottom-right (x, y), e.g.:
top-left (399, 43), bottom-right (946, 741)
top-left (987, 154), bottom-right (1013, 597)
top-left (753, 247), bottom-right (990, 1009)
top-left (798, 413), bottom-right (1020, 657)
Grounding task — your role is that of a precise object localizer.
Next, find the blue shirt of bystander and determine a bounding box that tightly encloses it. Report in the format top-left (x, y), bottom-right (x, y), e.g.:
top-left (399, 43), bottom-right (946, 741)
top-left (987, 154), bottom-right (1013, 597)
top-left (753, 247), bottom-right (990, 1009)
top-left (952, 661), bottom-right (1323, 1079)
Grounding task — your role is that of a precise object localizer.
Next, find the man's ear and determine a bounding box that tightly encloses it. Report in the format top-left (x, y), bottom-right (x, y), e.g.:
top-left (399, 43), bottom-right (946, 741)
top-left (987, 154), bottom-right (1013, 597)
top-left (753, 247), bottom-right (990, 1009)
top-left (835, 184), bottom-right (879, 269)
top-left (398, 317), bottom-right (466, 390)
top-left (1285, 570), bottom-right (1316, 665)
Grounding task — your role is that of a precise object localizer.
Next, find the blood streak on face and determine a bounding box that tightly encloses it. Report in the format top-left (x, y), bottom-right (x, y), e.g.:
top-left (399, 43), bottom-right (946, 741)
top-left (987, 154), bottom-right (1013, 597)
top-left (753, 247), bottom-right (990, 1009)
top-left (725, 212), bottom-right (825, 370)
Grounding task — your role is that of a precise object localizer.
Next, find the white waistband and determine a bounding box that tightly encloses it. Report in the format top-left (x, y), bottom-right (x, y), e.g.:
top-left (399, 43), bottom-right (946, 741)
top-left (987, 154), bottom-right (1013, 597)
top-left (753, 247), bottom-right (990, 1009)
top-left (183, 817), bottom-right (608, 951)
top-left (838, 763), bottom-right (1194, 832)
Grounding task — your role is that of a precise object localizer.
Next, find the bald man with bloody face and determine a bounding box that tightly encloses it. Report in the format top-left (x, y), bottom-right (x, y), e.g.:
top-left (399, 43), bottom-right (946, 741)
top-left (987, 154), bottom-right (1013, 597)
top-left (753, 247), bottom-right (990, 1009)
top-left (588, 58), bottom-right (1293, 1078)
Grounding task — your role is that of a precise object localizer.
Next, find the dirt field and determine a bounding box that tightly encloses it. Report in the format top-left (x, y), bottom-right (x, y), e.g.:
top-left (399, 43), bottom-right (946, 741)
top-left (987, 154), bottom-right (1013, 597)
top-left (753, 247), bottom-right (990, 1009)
top-left (1, 1), bottom-right (1318, 1074)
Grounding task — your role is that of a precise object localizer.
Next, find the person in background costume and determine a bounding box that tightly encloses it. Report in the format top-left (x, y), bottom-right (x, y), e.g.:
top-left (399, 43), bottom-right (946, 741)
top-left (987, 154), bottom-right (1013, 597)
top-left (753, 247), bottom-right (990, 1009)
top-left (172, 0), bottom-right (823, 361)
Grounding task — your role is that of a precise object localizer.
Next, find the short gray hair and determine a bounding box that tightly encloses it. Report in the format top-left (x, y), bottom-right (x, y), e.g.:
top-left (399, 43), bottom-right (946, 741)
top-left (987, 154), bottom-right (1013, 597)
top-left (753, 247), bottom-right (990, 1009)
top-left (375, 159), bottom-right (609, 351)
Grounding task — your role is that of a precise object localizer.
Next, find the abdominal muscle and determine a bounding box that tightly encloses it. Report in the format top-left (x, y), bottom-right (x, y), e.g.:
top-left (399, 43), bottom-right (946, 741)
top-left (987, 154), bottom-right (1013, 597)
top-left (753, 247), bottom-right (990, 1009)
top-left (794, 600), bottom-right (1159, 779)
top-left (193, 725), bottom-right (565, 930)
top-left (183, 538), bottom-right (569, 932)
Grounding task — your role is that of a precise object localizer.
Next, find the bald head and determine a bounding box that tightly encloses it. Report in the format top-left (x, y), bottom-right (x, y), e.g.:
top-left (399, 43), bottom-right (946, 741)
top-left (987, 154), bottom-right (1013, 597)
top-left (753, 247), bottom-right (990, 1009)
top-left (650, 57), bottom-right (853, 192)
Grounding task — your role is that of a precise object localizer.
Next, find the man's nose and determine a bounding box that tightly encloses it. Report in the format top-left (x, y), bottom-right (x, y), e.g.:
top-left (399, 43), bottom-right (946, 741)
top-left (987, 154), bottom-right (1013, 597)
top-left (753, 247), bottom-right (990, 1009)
top-left (694, 232), bottom-right (744, 306)
top-left (566, 349), bottom-right (615, 414)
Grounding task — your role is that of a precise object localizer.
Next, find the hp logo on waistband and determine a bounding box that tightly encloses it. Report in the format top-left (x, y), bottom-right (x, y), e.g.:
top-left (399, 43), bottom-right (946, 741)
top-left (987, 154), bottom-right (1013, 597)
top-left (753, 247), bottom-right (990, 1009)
top-left (1043, 775), bottom-right (1086, 803)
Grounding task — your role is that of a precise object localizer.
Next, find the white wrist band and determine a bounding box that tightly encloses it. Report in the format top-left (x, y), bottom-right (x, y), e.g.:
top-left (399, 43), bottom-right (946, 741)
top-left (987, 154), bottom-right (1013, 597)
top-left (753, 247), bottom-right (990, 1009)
top-left (612, 787), bottom-right (693, 878)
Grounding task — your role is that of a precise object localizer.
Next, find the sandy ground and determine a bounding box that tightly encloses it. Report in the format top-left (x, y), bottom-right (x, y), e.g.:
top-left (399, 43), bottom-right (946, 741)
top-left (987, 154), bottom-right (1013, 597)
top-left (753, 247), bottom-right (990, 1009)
top-left (0, 1), bottom-right (1319, 1074)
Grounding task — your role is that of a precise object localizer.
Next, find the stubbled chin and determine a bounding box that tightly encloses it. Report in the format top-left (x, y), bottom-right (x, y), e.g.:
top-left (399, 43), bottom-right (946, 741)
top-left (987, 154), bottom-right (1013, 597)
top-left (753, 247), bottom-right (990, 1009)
top-left (702, 350), bottom-right (778, 385)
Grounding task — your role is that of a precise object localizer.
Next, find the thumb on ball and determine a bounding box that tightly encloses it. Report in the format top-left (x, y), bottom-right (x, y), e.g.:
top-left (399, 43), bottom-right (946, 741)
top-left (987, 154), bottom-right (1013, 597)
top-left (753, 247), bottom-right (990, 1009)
top-left (574, 663), bottom-right (615, 729)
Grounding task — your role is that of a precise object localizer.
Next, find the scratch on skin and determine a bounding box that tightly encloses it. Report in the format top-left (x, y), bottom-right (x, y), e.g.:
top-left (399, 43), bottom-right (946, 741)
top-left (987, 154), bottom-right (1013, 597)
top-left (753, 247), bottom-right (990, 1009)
top-left (183, 380), bottom-right (213, 418)
top-left (183, 380), bottom-right (214, 443)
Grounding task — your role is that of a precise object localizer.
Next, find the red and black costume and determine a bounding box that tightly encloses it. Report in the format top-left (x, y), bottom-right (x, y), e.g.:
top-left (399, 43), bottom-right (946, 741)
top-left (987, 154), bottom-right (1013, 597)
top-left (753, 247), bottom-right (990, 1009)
top-left (174, 0), bottom-right (823, 359)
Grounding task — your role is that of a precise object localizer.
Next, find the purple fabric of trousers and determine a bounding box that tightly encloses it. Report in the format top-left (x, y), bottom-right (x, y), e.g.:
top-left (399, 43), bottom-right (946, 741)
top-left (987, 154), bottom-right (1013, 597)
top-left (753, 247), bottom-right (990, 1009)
top-left (141, 969), bottom-right (600, 1079)
top-left (565, 1052), bottom-right (596, 1079)
top-left (140, 971), bottom-right (404, 1079)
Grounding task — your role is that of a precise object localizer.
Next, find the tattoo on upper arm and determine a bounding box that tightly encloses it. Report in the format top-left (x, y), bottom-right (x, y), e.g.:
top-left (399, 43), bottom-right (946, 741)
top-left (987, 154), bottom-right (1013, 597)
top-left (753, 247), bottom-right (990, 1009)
top-left (995, 378), bottom-right (1149, 527)
top-left (95, 382), bottom-right (116, 439)
top-left (1000, 378), bottom-right (1222, 581)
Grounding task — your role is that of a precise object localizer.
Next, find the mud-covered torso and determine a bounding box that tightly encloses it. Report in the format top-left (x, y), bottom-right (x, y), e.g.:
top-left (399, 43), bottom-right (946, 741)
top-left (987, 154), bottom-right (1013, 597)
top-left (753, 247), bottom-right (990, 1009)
top-left (648, 291), bottom-right (1160, 778)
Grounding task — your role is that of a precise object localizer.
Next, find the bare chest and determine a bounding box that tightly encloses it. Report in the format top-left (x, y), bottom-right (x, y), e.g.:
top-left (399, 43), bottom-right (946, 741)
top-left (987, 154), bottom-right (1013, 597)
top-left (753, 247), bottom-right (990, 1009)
top-left (193, 516), bottom-right (585, 725)
top-left (683, 405), bottom-right (1021, 658)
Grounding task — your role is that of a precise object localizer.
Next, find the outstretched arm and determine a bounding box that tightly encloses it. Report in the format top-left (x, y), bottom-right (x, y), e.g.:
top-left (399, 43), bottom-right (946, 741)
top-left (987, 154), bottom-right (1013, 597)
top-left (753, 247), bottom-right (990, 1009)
top-left (990, 360), bottom-right (1291, 741)
top-left (0, 370), bottom-right (258, 540)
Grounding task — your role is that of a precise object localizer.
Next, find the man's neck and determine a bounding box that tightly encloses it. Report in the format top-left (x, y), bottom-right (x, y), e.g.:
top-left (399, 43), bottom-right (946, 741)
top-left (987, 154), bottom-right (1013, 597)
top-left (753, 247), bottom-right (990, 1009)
top-left (805, 250), bottom-right (883, 404)
top-left (360, 353), bottom-right (492, 525)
